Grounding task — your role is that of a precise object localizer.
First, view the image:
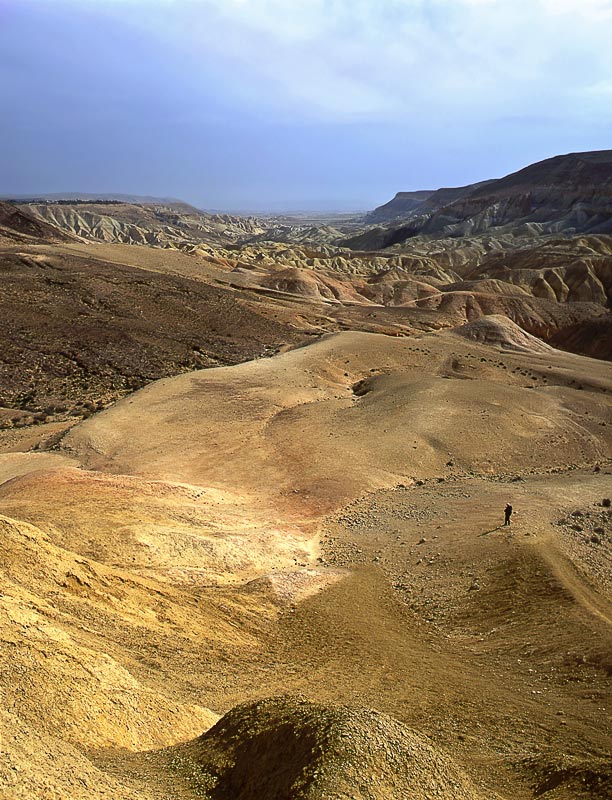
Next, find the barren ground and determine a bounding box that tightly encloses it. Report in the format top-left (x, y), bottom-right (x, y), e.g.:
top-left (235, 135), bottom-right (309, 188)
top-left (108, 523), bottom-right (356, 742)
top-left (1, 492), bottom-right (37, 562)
top-left (0, 254), bottom-right (611, 798)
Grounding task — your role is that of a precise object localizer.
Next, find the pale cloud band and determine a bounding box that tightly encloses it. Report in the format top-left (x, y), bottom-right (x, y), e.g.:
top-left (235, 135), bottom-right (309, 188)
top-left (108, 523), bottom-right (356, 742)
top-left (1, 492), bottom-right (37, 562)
top-left (96, 0), bottom-right (612, 124)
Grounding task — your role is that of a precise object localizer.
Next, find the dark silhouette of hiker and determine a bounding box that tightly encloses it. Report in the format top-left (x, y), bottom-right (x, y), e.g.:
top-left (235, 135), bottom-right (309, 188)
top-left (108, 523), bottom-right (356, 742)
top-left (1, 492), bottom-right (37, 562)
top-left (504, 504), bottom-right (513, 526)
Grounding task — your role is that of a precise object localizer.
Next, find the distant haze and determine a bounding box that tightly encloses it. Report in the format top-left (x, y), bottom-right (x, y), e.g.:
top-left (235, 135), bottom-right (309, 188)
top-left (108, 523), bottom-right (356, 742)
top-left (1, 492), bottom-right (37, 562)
top-left (2, 0), bottom-right (612, 212)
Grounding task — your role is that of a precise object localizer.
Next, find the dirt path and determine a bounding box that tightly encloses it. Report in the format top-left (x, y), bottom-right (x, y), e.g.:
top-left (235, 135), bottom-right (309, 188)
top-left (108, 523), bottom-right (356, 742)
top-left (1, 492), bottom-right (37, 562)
top-left (535, 540), bottom-right (612, 628)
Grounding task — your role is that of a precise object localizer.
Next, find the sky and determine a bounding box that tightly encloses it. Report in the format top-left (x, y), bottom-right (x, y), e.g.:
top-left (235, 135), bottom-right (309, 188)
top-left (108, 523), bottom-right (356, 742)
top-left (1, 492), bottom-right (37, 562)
top-left (1, 0), bottom-right (612, 211)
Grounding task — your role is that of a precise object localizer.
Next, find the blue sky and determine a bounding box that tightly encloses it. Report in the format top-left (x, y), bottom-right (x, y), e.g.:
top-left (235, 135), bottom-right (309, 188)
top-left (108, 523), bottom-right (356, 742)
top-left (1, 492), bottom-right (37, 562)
top-left (1, 0), bottom-right (612, 211)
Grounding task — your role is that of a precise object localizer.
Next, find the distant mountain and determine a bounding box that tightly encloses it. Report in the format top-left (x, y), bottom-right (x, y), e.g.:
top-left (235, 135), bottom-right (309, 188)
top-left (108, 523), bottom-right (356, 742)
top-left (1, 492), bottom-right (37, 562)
top-left (367, 182), bottom-right (497, 225)
top-left (1, 192), bottom-right (199, 213)
top-left (366, 190), bottom-right (434, 223)
top-left (20, 200), bottom-right (268, 249)
top-left (416, 180), bottom-right (497, 214)
top-left (347, 150), bottom-right (612, 249)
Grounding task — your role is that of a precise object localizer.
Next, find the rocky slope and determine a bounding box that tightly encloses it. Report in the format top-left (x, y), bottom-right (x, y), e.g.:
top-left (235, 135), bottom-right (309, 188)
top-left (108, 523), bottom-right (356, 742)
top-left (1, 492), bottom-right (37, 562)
top-left (0, 201), bottom-right (75, 244)
top-left (0, 247), bottom-right (304, 426)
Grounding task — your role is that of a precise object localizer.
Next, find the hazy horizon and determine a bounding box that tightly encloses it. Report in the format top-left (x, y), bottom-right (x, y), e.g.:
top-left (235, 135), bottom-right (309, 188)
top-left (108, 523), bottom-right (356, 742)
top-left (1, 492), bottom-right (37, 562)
top-left (2, 0), bottom-right (612, 211)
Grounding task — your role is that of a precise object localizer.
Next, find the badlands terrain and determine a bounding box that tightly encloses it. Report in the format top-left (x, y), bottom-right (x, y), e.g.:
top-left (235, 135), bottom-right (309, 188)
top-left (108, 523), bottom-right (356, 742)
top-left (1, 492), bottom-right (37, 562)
top-left (0, 150), bottom-right (611, 799)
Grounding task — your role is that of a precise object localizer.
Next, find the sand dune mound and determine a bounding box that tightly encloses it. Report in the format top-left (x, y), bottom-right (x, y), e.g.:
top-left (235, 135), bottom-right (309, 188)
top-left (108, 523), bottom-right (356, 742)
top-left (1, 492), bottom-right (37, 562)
top-left (452, 314), bottom-right (553, 353)
top-left (178, 696), bottom-right (489, 800)
top-left (258, 266), bottom-right (367, 303)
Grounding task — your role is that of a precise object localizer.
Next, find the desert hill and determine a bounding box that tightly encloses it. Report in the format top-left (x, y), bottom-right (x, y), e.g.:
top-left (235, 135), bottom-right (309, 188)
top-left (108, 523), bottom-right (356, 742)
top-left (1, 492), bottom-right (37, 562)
top-left (468, 235), bottom-right (612, 304)
top-left (0, 200), bottom-right (75, 244)
top-left (59, 330), bottom-right (612, 514)
top-left (23, 200), bottom-right (268, 249)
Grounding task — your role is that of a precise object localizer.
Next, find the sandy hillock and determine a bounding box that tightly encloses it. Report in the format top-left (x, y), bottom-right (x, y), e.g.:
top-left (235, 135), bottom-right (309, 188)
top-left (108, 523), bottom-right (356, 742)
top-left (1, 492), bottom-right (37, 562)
top-left (452, 314), bottom-right (553, 353)
top-left (258, 266), bottom-right (369, 303)
top-left (177, 696), bottom-right (490, 800)
top-left (62, 330), bottom-right (612, 517)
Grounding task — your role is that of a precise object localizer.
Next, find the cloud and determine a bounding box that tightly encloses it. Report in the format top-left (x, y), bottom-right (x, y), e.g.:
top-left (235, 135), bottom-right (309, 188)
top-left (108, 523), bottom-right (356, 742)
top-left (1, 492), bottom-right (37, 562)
top-left (115, 0), bottom-right (610, 127)
top-left (13, 1), bottom-right (612, 127)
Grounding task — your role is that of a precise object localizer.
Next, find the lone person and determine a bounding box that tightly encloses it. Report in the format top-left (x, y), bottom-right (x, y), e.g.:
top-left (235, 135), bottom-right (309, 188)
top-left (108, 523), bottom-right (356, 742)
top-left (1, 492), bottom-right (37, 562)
top-left (504, 503), bottom-right (513, 526)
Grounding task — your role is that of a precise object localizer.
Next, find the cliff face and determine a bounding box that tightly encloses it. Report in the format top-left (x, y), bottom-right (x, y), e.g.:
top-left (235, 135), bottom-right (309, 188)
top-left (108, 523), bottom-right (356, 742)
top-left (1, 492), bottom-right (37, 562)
top-left (366, 190), bottom-right (434, 223)
top-left (366, 182), bottom-right (496, 225)
top-left (352, 151), bottom-right (612, 248)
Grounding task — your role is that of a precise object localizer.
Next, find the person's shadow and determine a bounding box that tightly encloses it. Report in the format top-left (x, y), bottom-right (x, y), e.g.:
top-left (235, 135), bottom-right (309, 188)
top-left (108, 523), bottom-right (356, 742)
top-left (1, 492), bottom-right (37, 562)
top-left (479, 526), bottom-right (502, 537)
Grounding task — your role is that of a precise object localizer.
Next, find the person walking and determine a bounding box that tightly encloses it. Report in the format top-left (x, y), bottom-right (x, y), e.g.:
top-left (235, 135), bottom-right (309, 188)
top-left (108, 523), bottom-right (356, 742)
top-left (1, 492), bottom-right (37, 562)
top-left (504, 503), bottom-right (513, 526)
